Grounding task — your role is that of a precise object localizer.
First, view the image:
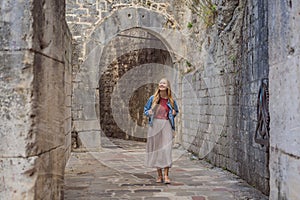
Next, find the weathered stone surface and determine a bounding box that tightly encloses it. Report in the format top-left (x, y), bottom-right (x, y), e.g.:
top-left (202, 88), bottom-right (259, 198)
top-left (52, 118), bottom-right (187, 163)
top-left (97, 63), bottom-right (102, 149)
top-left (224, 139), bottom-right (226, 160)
top-left (0, 0), bottom-right (33, 50)
top-left (1, 0), bottom-right (72, 199)
top-left (29, 54), bottom-right (66, 155)
top-left (268, 0), bottom-right (300, 199)
top-left (269, 55), bottom-right (300, 155)
top-left (34, 146), bottom-right (66, 200)
top-left (64, 138), bottom-right (268, 200)
top-left (0, 157), bottom-right (37, 200)
top-left (73, 120), bottom-right (100, 132)
top-left (269, 150), bottom-right (300, 200)
top-left (0, 51), bottom-right (34, 157)
top-left (78, 131), bottom-right (101, 151)
top-left (181, 0), bottom-right (270, 194)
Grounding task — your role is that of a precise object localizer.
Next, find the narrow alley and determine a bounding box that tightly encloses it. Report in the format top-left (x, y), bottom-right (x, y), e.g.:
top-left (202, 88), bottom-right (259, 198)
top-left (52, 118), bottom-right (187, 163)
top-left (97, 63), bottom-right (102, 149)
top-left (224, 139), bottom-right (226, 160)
top-left (64, 138), bottom-right (267, 200)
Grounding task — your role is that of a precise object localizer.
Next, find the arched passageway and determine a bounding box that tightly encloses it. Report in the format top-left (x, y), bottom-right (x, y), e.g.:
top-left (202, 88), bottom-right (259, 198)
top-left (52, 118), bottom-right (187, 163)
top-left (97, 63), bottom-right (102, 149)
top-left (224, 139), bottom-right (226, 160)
top-left (72, 7), bottom-right (188, 151)
top-left (98, 28), bottom-right (173, 141)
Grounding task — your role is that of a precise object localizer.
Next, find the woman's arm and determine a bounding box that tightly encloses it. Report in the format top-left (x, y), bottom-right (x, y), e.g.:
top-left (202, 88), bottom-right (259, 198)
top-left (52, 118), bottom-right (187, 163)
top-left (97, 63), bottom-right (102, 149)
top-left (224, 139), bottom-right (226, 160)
top-left (172, 100), bottom-right (179, 116)
top-left (144, 96), bottom-right (154, 117)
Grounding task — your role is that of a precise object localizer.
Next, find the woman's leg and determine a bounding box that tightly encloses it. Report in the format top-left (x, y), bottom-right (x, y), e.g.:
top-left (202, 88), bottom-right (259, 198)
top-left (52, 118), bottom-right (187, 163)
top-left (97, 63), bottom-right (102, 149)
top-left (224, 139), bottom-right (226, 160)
top-left (156, 168), bottom-right (163, 183)
top-left (164, 167), bottom-right (170, 184)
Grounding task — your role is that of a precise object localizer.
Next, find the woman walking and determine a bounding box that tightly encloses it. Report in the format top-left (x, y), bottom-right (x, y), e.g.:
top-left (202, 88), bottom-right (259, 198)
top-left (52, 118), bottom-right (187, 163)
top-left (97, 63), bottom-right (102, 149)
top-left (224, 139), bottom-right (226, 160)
top-left (144, 78), bottom-right (179, 184)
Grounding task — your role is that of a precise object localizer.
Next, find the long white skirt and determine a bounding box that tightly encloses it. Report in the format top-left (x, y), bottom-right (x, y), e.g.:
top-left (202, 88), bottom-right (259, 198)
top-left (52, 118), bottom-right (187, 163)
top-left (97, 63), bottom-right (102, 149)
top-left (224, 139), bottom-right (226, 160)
top-left (145, 119), bottom-right (173, 168)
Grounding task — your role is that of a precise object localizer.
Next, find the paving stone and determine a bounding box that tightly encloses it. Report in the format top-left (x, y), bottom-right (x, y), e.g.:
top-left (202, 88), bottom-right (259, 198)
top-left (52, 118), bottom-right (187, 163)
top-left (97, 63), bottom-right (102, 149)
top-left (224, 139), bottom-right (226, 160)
top-left (64, 138), bottom-right (268, 200)
top-left (192, 197), bottom-right (207, 200)
top-left (176, 191), bottom-right (195, 196)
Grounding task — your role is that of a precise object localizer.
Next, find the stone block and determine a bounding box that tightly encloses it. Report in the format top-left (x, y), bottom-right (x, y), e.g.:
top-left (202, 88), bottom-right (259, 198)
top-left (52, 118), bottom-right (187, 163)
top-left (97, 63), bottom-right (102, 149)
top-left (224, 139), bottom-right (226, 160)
top-left (78, 131), bottom-right (101, 151)
top-left (97, 1), bottom-right (107, 11)
top-left (66, 15), bottom-right (79, 22)
top-left (136, 7), bottom-right (164, 28)
top-left (82, 102), bottom-right (98, 120)
top-left (269, 150), bottom-right (300, 200)
top-left (65, 95), bottom-right (72, 107)
top-left (73, 120), bottom-right (101, 132)
top-left (74, 8), bottom-right (89, 16)
top-left (117, 7), bottom-right (138, 30)
top-left (269, 55), bottom-right (300, 156)
top-left (24, 54), bottom-right (66, 156)
top-left (64, 117), bottom-right (72, 134)
top-left (0, 51), bottom-right (34, 157)
top-left (31, 1), bottom-right (69, 62)
top-left (34, 146), bottom-right (66, 200)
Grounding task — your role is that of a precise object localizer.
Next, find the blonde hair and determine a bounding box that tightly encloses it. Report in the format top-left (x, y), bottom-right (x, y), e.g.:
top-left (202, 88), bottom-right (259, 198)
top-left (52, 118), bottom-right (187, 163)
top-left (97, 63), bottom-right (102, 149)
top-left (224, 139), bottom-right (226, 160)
top-left (151, 78), bottom-right (174, 109)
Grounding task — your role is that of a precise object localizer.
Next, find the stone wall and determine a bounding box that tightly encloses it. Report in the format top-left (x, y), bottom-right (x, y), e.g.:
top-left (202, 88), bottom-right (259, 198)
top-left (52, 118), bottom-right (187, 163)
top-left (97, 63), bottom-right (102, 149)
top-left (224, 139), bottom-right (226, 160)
top-left (268, 0), bottom-right (300, 199)
top-left (66, 0), bottom-right (187, 150)
top-left (181, 0), bottom-right (269, 194)
top-left (237, 0), bottom-right (269, 193)
top-left (0, 0), bottom-right (72, 199)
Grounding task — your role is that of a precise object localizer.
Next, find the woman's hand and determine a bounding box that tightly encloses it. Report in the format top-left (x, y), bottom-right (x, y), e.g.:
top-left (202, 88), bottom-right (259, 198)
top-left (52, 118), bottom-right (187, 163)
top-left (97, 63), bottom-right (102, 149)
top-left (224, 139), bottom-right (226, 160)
top-left (172, 109), bottom-right (176, 115)
top-left (148, 109), bottom-right (153, 115)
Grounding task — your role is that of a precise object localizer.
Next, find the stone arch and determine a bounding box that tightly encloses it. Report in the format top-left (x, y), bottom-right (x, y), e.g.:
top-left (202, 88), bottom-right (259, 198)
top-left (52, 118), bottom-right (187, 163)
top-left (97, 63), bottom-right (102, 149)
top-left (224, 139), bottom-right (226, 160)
top-left (98, 28), bottom-right (174, 140)
top-left (84, 7), bottom-right (181, 57)
top-left (72, 7), bottom-right (190, 150)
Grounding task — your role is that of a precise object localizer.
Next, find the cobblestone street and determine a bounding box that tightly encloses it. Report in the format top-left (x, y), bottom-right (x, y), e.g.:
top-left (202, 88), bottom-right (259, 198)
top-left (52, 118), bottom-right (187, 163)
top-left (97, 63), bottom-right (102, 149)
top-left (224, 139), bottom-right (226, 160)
top-left (64, 138), bottom-right (268, 200)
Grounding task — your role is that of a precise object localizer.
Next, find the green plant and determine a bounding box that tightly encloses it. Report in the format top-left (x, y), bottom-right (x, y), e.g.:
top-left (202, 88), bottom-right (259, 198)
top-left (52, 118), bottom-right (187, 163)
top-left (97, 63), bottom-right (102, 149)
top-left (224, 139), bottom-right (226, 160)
top-left (199, 46), bottom-right (202, 52)
top-left (146, 0), bottom-right (151, 6)
top-left (187, 0), bottom-right (217, 27)
top-left (229, 54), bottom-right (237, 62)
top-left (187, 22), bottom-right (193, 29)
top-left (186, 60), bottom-right (192, 67)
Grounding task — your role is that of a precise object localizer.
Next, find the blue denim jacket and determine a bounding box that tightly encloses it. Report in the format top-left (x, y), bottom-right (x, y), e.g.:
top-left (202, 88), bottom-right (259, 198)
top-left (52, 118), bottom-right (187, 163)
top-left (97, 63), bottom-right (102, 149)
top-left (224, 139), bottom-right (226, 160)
top-left (144, 95), bottom-right (179, 130)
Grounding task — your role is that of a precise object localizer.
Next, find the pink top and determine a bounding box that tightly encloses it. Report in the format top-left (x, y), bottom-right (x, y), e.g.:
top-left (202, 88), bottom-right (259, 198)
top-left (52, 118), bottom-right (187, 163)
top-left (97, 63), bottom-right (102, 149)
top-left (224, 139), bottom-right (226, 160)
top-left (154, 98), bottom-right (170, 120)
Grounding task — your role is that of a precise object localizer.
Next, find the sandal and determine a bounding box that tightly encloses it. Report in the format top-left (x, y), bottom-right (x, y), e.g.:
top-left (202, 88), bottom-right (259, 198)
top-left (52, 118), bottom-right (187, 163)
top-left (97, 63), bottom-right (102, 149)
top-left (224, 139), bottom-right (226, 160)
top-left (164, 176), bottom-right (171, 184)
top-left (156, 177), bottom-right (163, 183)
